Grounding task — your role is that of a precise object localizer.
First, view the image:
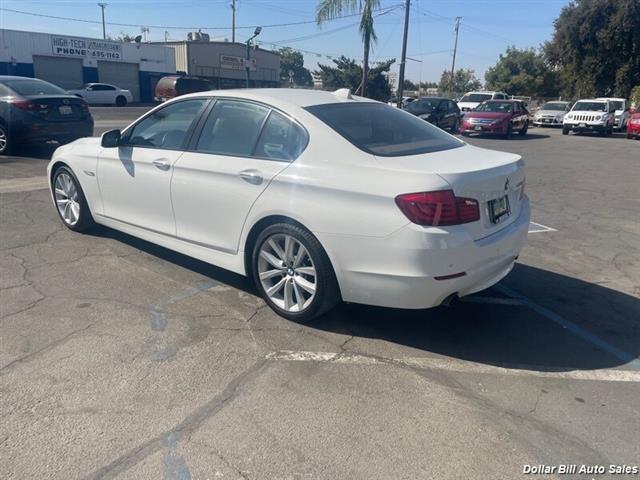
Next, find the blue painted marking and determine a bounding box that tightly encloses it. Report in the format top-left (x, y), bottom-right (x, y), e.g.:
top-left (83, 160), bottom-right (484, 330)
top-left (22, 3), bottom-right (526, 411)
top-left (163, 433), bottom-right (192, 480)
top-left (496, 284), bottom-right (640, 370)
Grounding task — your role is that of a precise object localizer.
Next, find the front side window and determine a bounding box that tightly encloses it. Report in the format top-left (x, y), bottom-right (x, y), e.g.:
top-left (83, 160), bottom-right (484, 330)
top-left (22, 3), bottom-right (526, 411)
top-left (126, 99), bottom-right (207, 149)
top-left (196, 100), bottom-right (269, 156)
top-left (475, 102), bottom-right (513, 113)
top-left (254, 111), bottom-right (307, 161)
top-left (306, 102), bottom-right (463, 157)
top-left (406, 99), bottom-right (436, 113)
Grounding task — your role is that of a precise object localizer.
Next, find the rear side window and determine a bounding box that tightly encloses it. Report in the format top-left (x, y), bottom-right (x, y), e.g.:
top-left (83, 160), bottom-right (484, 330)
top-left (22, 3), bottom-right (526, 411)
top-left (196, 100), bottom-right (269, 156)
top-left (126, 99), bottom-right (207, 149)
top-left (306, 102), bottom-right (463, 157)
top-left (254, 111), bottom-right (307, 161)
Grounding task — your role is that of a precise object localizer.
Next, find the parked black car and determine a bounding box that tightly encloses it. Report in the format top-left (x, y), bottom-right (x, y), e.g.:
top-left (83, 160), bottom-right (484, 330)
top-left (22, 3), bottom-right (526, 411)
top-left (0, 76), bottom-right (93, 155)
top-left (404, 97), bottom-right (461, 132)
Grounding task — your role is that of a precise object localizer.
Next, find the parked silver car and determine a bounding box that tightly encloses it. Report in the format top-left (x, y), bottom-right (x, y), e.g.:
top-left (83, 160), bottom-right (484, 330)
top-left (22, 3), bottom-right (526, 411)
top-left (532, 101), bottom-right (572, 127)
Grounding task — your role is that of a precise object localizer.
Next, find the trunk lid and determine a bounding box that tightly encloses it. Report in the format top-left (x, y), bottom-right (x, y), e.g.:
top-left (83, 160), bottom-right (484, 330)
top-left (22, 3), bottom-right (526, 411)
top-left (375, 144), bottom-right (526, 240)
top-left (21, 95), bottom-right (88, 122)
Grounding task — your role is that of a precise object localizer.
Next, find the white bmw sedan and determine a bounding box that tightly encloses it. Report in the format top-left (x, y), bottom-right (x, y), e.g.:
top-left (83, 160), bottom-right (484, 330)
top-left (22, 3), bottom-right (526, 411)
top-left (47, 88), bottom-right (530, 321)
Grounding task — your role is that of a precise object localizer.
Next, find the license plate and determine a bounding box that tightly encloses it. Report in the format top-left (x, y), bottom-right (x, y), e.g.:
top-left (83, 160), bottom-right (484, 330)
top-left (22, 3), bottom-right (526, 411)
top-left (489, 195), bottom-right (511, 224)
top-left (58, 105), bottom-right (73, 115)
top-left (474, 125), bottom-right (482, 131)
top-left (579, 122), bottom-right (586, 128)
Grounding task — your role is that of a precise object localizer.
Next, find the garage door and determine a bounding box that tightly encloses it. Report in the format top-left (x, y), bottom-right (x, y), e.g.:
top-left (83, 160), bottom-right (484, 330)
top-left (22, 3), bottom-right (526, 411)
top-left (98, 61), bottom-right (140, 102)
top-left (33, 56), bottom-right (83, 90)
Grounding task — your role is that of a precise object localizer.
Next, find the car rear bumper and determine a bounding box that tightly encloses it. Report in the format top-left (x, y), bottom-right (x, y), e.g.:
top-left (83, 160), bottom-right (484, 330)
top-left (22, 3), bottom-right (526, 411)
top-left (318, 197), bottom-right (530, 309)
top-left (10, 118), bottom-right (94, 143)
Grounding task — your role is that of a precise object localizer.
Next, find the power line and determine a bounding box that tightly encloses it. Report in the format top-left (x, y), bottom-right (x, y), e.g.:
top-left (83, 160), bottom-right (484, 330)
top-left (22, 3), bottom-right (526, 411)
top-left (0, 5), bottom-right (400, 31)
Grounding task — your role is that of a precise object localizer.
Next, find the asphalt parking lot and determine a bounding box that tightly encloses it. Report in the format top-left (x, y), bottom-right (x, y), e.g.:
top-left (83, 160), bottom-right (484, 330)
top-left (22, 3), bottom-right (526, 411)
top-left (1, 106), bottom-right (639, 479)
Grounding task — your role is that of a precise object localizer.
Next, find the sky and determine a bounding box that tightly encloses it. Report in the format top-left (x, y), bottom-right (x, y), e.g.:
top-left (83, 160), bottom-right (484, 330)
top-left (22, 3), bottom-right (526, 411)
top-left (0, 0), bottom-right (569, 84)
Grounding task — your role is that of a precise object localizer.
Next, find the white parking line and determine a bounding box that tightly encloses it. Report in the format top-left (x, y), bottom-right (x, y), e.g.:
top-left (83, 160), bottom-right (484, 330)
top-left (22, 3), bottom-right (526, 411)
top-left (266, 350), bottom-right (640, 383)
top-left (528, 221), bottom-right (557, 233)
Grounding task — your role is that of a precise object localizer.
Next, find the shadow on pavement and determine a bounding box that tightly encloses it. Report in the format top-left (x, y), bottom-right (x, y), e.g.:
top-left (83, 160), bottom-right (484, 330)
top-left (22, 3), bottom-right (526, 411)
top-left (89, 226), bottom-right (640, 373)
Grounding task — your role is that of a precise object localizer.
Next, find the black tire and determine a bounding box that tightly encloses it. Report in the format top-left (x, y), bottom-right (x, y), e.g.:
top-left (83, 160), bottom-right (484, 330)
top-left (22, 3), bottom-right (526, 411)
top-left (562, 126), bottom-right (570, 135)
top-left (115, 95), bottom-right (127, 107)
top-left (504, 123), bottom-right (513, 139)
top-left (252, 222), bottom-right (340, 322)
top-left (519, 123), bottom-right (528, 136)
top-left (461, 131), bottom-right (470, 137)
top-left (451, 118), bottom-right (459, 133)
top-left (51, 166), bottom-right (95, 232)
top-left (628, 133), bottom-right (633, 139)
top-left (0, 122), bottom-right (12, 155)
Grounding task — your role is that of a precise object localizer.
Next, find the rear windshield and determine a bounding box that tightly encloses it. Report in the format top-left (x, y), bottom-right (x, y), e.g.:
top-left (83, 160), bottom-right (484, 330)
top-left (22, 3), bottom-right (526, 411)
top-left (460, 93), bottom-right (492, 103)
top-left (2, 78), bottom-right (67, 96)
top-left (306, 102), bottom-right (463, 157)
top-left (573, 101), bottom-right (607, 112)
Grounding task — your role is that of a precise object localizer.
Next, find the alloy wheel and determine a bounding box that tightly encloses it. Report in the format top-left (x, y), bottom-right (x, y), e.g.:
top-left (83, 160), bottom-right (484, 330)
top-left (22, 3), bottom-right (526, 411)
top-left (54, 172), bottom-right (81, 226)
top-left (0, 127), bottom-right (7, 153)
top-left (257, 233), bottom-right (317, 313)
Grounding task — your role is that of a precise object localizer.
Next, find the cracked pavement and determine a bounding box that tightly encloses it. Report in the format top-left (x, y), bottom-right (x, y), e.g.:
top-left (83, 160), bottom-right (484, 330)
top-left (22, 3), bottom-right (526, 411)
top-left (1, 108), bottom-right (639, 479)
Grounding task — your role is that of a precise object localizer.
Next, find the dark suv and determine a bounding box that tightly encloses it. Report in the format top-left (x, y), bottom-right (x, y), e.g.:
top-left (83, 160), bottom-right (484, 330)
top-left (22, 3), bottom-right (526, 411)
top-left (0, 76), bottom-right (93, 154)
top-left (404, 97), bottom-right (461, 132)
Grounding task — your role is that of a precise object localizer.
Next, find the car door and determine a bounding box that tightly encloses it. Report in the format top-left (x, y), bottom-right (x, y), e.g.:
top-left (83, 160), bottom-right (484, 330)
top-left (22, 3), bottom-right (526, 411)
top-left (171, 99), bottom-right (307, 253)
top-left (98, 84), bottom-right (117, 104)
top-left (97, 98), bottom-right (209, 235)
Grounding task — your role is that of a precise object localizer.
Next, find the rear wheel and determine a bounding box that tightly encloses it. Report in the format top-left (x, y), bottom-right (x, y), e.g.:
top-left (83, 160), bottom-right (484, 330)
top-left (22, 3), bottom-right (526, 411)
top-left (52, 166), bottom-right (95, 232)
top-left (252, 223), bottom-right (339, 322)
top-left (115, 95), bottom-right (127, 107)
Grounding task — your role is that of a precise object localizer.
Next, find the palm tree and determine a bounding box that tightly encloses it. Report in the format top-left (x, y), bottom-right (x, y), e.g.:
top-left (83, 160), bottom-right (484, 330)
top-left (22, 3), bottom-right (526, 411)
top-left (316, 0), bottom-right (380, 97)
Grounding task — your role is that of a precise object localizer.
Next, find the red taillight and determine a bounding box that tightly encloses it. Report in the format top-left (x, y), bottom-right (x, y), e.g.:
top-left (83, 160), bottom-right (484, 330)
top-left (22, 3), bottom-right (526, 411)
top-left (12, 100), bottom-right (36, 111)
top-left (395, 190), bottom-right (480, 226)
top-left (80, 100), bottom-right (89, 113)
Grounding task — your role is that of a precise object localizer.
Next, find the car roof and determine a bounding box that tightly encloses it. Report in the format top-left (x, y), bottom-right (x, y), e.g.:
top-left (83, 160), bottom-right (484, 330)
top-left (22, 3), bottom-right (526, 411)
top-left (179, 88), bottom-right (373, 109)
top-left (596, 97), bottom-right (625, 101)
top-left (0, 75), bottom-right (46, 81)
top-left (576, 98), bottom-right (608, 102)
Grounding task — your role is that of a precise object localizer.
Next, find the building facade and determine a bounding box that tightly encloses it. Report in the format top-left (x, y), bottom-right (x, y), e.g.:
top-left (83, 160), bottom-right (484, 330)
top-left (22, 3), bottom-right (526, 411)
top-left (162, 40), bottom-right (280, 89)
top-left (0, 29), bottom-right (176, 102)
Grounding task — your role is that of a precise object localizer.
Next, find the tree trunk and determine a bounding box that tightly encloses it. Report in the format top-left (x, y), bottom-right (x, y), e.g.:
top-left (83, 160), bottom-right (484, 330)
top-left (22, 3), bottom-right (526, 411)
top-left (361, 34), bottom-right (370, 97)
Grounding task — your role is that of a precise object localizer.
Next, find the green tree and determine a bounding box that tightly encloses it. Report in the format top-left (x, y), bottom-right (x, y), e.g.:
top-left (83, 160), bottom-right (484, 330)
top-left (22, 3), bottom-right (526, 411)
top-left (278, 48), bottom-right (313, 87)
top-left (485, 47), bottom-right (559, 98)
top-left (403, 79), bottom-right (417, 91)
top-left (316, 0), bottom-right (380, 97)
top-left (544, 0), bottom-right (640, 98)
top-left (313, 56), bottom-right (395, 102)
top-left (438, 68), bottom-right (481, 95)
top-left (420, 81), bottom-right (438, 90)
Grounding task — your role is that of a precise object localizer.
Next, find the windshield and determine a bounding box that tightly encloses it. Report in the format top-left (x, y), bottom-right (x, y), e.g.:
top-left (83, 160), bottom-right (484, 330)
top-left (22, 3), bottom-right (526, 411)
top-left (406, 99), bottom-right (436, 113)
top-left (474, 101), bottom-right (513, 113)
top-left (573, 101), bottom-right (607, 112)
top-left (305, 102), bottom-right (463, 157)
top-left (2, 78), bottom-right (68, 96)
top-left (540, 102), bottom-right (568, 111)
top-left (460, 93), bottom-right (492, 103)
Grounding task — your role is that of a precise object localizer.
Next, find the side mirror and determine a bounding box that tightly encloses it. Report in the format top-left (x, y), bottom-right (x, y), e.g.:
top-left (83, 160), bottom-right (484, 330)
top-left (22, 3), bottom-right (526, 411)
top-left (101, 129), bottom-right (121, 148)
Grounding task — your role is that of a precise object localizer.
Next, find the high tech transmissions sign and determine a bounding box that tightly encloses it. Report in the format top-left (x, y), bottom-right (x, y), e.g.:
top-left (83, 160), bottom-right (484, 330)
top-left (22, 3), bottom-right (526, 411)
top-left (51, 36), bottom-right (123, 61)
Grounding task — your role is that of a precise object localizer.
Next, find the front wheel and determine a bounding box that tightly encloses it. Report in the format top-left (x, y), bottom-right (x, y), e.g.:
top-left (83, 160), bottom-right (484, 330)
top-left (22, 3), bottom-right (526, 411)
top-left (52, 166), bottom-right (95, 232)
top-left (252, 223), bottom-right (339, 322)
top-left (504, 123), bottom-right (513, 139)
top-left (562, 126), bottom-right (570, 135)
top-left (0, 123), bottom-right (12, 155)
top-left (451, 118), bottom-right (459, 133)
top-left (519, 123), bottom-right (528, 136)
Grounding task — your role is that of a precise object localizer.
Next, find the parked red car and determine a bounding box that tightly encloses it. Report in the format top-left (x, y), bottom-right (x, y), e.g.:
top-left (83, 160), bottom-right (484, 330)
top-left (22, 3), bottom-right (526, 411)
top-left (627, 113), bottom-right (640, 139)
top-left (460, 99), bottom-right (529, 138)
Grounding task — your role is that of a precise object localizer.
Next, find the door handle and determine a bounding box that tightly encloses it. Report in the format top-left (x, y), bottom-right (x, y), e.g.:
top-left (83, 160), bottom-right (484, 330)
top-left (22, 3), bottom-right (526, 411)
top-left (239, 169), bottom-right (263, 185)
top-left (152, 159), bottom-right (171, 171)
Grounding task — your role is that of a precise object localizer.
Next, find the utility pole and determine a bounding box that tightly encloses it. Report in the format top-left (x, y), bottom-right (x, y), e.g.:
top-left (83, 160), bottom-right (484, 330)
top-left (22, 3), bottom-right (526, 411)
top-left (397, 0), bottom-right (410, 108)
top-left (98, 3), bottom-right (107, 40)
top-left (231, 0), bottom-right (236, 43)
top-left (449, 16), bottom-right (461, 95)
top-left (246, 27), bottom-right (262, 88)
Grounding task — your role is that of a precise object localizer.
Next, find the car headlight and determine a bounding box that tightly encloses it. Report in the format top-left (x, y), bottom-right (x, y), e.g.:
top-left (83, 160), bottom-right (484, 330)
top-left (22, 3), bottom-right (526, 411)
top-left (595, 115), bottom-right (602, 121)
top-left (566, 114), bottom-right (572, 120)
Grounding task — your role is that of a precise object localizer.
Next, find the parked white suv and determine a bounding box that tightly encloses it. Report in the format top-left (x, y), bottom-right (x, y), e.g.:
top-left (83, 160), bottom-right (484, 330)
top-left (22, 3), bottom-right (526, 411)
top-left (457, 91), bottom-right (509, 112)
top-left (597, 97), bottom-right (629, 130)
top-left (68, 83), bottom-right (133, 106)
top-left (562, 99), bottom-right (615, 136)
